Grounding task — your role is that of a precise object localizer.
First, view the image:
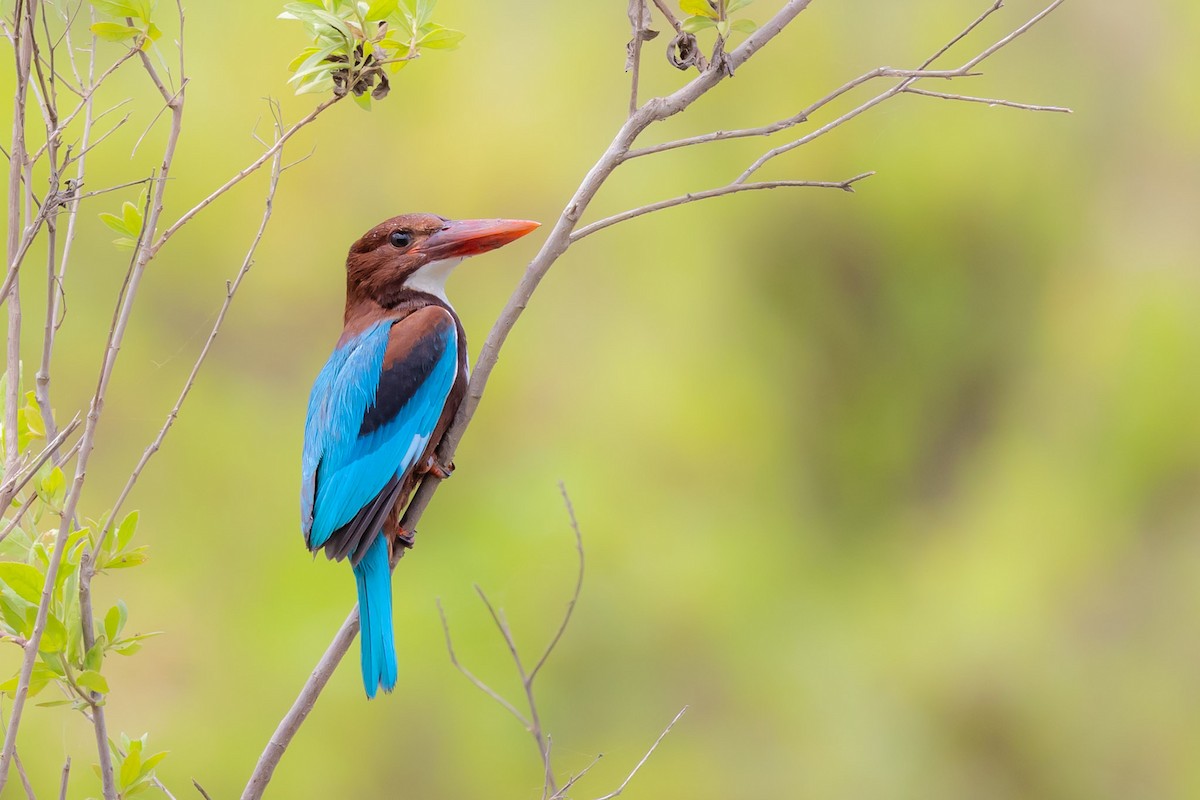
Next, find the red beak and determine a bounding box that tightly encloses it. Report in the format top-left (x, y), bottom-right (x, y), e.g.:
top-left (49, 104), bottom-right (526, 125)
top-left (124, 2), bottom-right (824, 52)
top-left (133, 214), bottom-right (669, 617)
top-left (418, 218), bottom-right (540, 261)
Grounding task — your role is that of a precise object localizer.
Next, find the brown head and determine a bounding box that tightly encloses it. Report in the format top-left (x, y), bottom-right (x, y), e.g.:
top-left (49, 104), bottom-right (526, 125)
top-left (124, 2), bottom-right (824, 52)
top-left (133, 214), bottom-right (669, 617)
top-left (345, 213), bottom-right (539, 310)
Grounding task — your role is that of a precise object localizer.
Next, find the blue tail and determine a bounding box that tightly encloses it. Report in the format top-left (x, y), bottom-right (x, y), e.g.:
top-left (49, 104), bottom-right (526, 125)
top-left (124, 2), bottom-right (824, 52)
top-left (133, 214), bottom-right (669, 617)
top-left (352, 534), bottom-right (397, 698)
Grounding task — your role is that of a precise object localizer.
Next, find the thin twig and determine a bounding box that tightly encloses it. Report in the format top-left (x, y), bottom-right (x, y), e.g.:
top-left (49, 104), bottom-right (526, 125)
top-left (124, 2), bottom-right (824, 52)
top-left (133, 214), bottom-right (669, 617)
top-left (737, 0), bottom-right (1066, 182)
top-left (192, 779), bottom-right (214, 800)
top-left (0, 413), bottom-right (82, 524)
top-left (13, 749), bottom-right (35, 800)
top-left (0, 438), bottom-right (83, 545)
top-left (26, 46), bottom-right (139, 164)
top-left (549, 753), bottom-right (603, 800)
top-left (627, 0), bottom-right (648, 116)
top-left (435, 600), bottom-right (531, 728)
top-left (472, 585), bottom-right (557, 795)
top-left (902, 86), bottom-right (1071, 113)
top-left (530, 482), bottom-right (585, 681)
top-left (571, 173), bottom-right (874, 242)
top-left (592, 707), bottom-right (688, 800)
top-left (623, 68), bottom-right (978, 161)
top-left (58, 757), bottom-right (69, 800)
top-left (101, 125), bottom-right (284, 543)
top-left (153, 95), bottom-right (342, 253)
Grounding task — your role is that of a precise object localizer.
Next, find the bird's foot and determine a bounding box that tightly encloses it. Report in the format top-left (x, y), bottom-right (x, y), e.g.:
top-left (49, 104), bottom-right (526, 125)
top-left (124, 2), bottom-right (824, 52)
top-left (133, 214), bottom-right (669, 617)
top-left (396, 527), bottom-right (416, 550)
top-left (420, 456), bottom-right (455, 480)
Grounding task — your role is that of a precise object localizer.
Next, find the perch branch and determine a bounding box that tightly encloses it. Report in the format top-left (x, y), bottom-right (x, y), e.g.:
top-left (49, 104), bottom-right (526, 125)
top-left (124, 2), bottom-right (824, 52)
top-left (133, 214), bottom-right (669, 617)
top-left (244, 0), bottom-right (1068, 792)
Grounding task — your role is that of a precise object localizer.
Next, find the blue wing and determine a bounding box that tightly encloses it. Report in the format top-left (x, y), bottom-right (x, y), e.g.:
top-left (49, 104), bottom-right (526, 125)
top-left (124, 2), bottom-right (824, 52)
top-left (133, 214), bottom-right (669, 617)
top-left (301, 307), bottom-right (459, 558)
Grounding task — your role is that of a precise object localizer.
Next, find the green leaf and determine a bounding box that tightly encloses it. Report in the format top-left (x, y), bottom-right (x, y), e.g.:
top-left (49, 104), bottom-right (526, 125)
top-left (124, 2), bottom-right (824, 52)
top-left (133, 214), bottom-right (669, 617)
top-left (680, 0), bottom-right (716, 19)
top-left (716, 18), bottom-right (730, 38)
top-left (111, 641), bottom-right (142, 656)
top-left (351, 92), bottom-right (373, 111)
top-left (726, 0), bottom-right (754, 12)
top-left (681, 15), bottom-right (716, 32)
top-left (730, 18), bottom-right (757, 34)
top-left (0, 590), bottom-right (31, 635)
top-left (106, 547), bottom-right (149, 569)
top-left (119, 747), bottom-right (141, 790)
top-left (37, 466), bottom-right (66, 506)
top-left (104, 602), bottom-right (127, 641)
top-left (85, 640), bottom-right (106, 672)
top-left (114, 511), bottom-right (139, 553)
top-left (40, 650), bottom-right (67, 677)
top-left (90, 21), bottom-right (140, 42)
top-left (36, 699), bottom-right (75, 707)
top-left (0, 665), bottom-right (55, 697)
top-left (363, 0), bottom-right (396, 22)
top-left (287, 46), bottom-right (321, 71)
top-left (139, 751), bottom-right (168, 780)
top-left (113, 237), bottom-right (138, 250)
top-left (99, 211), bottom-right (135, 237)
top-left (146, 21), bottom-right (163, 42)
top-left (76, 669), bottom-right (109, 695)
top-left (120, 201), bottom-right (142, 235)
top-left (294, 71), bottom-right (335, 95)
top-left (0, 562), bottom-right (44, 604)
top-left (417, 24), bottom-right (462, 50)
top-left (310, 9), bottom-right (353, 40)
top-left (90, 0), bottom-right (140, 18)
top-left (39, 612), bottom-right (67, 654)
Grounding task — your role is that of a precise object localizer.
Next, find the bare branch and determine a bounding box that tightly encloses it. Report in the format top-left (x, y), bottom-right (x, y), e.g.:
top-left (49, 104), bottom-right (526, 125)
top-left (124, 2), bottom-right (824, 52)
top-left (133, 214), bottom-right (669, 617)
top-left (627, 1), bottom-right (644, 116)
top-left (0, 414), bottom-right (82, 524)
top-left (624, 68), bottom-right (978, 161)
top-left (571, 173), bottom-right (874, 242)
top-left (919, 0), bottom-right (1005, 69)
top-left (153, 95), bottom-right (342, 253)
top-left (592, 707), bottom-right (688, 800)
top-left (58, 757), bottom-right (69, 800)
top-left (737, 0), bottom-right (1067, 182)
top-left (902, 86), bottom-right (1071, 113)
top-left (435, 600), bottom-right (531, 728)
top-left (26, 46), bottom-right (139, 164)
top-left (549, 753), bottom-right (603, 800)
top-left (530, 482), bottom-right (586, 681)
top-left (101, 127), bottom-right (284, 545)
top-left (192, 779), bottom-right (214, 800)
top-left (13, 749), bottom-right (35, 800)
top-left (471, 585), bottom-right (557, 794)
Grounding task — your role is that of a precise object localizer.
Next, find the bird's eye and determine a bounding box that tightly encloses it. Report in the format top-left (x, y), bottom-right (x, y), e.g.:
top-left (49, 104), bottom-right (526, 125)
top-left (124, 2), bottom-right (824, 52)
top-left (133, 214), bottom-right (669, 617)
top-left (389, 231), bottom-right (412, 248)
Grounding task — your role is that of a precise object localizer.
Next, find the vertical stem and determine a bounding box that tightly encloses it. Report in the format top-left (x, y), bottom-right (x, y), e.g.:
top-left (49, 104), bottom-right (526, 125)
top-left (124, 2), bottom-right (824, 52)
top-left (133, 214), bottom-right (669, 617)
top-left (2, 0), bottom-right (31, 511)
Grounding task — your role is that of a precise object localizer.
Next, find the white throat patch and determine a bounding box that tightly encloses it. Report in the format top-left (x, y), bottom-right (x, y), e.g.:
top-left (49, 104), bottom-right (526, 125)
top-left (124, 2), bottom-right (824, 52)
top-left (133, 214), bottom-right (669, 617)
top-left (404, 257), bottom-right (463, 307)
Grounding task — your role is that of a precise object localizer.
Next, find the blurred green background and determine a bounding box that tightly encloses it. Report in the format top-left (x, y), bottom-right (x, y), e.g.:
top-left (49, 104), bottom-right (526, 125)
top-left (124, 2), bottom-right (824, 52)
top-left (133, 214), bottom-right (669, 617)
top-left (5, 0), bottom-right (1200, 797)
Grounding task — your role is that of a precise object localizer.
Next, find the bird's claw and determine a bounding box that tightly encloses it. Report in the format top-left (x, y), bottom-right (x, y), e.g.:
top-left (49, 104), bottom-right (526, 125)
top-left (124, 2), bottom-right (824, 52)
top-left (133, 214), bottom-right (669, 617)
top-left (421, 456), bottom-right (455, 480)
top-left (396, 527), bottom-right (416, 550)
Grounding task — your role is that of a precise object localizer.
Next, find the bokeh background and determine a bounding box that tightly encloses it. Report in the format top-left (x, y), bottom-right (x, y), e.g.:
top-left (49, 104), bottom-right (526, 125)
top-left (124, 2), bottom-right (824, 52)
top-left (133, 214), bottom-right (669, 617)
top-left (4, 0), bottom-right (1200, 797)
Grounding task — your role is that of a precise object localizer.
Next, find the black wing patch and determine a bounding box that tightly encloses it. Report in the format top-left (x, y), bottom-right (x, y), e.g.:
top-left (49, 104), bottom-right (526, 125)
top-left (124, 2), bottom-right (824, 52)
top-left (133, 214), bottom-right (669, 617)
top-left (359, 327), bottom-right (449, 437)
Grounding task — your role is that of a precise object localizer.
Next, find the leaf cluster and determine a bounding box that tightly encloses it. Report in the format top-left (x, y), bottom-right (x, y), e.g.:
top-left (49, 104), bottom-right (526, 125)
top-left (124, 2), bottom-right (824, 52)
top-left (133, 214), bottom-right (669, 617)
top-left (100, 733), bottom-right (169, 798)
top-left (99, 194), bottom-right (146, 251)
top-left (89, 0), bottom-right (163, 51)
top-left (0, 390), bottom-right (159, 718)
top-left (680, 0), bottom-right (758, 39)
top-left (280, 0), bottom-right (464, 110)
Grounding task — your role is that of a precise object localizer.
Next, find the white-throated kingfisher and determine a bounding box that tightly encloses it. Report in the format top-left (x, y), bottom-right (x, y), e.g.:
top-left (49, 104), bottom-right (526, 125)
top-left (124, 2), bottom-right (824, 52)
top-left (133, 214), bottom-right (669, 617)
top-left (300, 213), bottom-right (539, 698)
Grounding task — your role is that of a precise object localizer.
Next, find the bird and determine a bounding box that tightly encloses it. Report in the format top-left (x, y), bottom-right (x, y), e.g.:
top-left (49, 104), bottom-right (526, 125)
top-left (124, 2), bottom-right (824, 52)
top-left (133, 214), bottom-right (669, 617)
top-left (300, 213), bottom-right (539, 698)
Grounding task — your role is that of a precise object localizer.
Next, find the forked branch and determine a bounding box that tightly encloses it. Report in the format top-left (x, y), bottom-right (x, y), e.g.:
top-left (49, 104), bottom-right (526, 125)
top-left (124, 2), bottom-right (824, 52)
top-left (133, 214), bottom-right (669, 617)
top-left (244, 2), bottom-right (1069, 795)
